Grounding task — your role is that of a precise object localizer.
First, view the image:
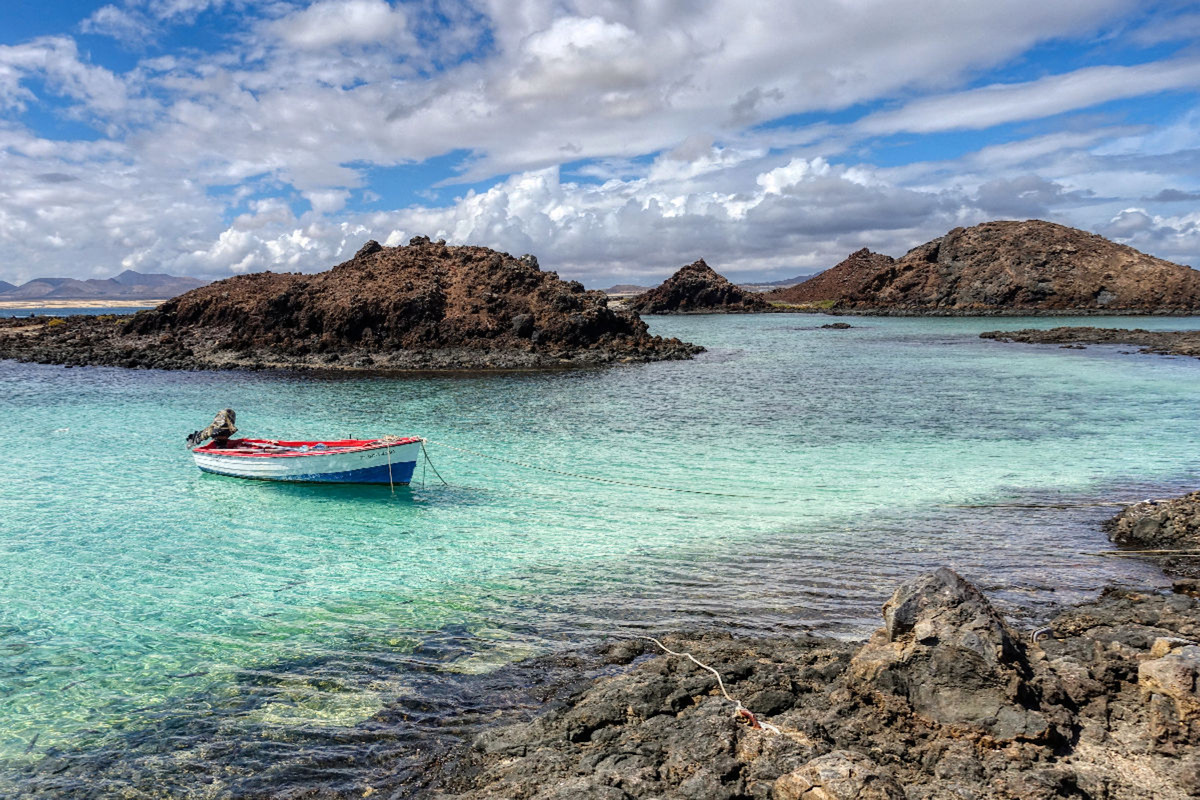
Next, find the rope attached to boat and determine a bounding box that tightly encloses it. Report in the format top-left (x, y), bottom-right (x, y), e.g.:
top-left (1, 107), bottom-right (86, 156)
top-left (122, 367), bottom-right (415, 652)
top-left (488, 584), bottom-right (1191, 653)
top-left (420, 439), bottom-right (449, 487)
top-left (424, 439), bottom-right (765, 498)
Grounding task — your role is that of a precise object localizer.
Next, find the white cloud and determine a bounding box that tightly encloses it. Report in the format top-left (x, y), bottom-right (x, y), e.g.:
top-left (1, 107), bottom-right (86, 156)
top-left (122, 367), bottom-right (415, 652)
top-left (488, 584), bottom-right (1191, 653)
top-left (270, 0), bottom-right (414, 50)
top-left (2, 0), bottom-right (1199, 285)
top-left (857, 58), bottom-right (1200, 135)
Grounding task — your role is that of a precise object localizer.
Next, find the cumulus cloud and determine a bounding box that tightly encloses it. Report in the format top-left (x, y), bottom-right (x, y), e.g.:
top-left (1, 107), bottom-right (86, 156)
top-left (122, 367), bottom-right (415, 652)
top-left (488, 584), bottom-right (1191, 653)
top-left (270, 0), bottom-right (415, 50)
top-left (2, 0), bottom-right (1199, 285)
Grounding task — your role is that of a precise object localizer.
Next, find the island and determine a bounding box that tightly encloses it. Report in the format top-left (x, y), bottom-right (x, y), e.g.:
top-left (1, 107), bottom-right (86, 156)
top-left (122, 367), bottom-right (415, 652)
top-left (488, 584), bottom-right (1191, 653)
top-left (0, 237), bottom-right (702, 371)
top-left (767, 220), bottom-right (1200, 315)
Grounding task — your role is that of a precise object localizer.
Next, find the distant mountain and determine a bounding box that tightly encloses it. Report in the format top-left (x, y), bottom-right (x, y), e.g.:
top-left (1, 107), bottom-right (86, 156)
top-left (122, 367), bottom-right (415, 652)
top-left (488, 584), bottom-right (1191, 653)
top-left (0, 270), bottom-right (208, 301)
top-left (603, 283), bottom-right (651, 294)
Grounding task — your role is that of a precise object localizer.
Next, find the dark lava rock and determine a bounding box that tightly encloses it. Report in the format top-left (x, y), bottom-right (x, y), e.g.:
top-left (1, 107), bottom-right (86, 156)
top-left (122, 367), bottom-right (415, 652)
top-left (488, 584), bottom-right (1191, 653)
top-left (820, 322), bottom-right (853, 329)
top-left (436, 571), bottom-right (1200, 800)
top-left (981, 326), bottom-right (1200, 360)
top-left (0, 239), bottom-right (702, 372)
top-left (628, 260), bottom-right (768, 314)
top-left (846, 568), bottom-right (1052, 741)
top-left (766, 248), bottom-right (896, 306)
top-left (823, 220), bottom-right (1200, 315)
top-left (1104, 492), bottom-right (1200, 577)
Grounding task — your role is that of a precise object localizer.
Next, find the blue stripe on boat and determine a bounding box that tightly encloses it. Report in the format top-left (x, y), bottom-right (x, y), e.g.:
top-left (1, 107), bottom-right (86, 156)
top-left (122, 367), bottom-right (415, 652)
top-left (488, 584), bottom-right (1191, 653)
top-left (197, 460), bottom-right (417, 485)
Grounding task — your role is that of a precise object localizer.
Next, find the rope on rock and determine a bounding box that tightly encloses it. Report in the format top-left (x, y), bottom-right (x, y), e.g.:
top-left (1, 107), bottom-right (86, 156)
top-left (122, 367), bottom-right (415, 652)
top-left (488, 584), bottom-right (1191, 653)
top-left (424, 439), bottom-right (765, 499)
top-left (638, 636), bottom-right (781, 735)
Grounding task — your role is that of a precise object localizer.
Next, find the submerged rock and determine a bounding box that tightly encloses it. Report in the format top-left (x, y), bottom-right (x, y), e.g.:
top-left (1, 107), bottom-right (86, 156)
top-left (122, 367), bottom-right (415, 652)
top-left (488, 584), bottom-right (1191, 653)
top-left (628, 259), bottom-right (769, 314)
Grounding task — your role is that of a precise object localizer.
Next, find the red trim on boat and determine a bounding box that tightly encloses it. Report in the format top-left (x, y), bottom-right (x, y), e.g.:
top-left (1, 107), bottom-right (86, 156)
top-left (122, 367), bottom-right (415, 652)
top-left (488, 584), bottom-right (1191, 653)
top-left (192, 437), bottom-right (421, 458)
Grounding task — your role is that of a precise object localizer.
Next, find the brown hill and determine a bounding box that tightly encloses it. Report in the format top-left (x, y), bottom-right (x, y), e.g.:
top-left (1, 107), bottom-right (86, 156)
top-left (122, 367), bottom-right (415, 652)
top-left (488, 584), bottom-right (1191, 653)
top-left (628, 259), bottom-right (768, 314)
top-left (0, 237), bottom-right (701, 371)
top-left (765, 248), bottom-right (895, 305)
top-left (838, 220), bottom-right (1200, 314)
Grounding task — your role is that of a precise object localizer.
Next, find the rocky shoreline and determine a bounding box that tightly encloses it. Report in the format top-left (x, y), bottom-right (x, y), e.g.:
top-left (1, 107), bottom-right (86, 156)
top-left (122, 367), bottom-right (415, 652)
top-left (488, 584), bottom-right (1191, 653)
top-left (0, 238), bottom-right (703, 372)
top-left (426, 567), bottom-right (1200, 800)
top-left (980, 327), bottom-right (1200, 359)
top-left (413, 496), bottom-right (1200, 800)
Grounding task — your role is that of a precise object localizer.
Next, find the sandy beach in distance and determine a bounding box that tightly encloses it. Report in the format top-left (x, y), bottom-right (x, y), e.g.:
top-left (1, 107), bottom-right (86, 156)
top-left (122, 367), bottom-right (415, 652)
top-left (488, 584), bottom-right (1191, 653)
top-left (0, 299), bottom-right (165, 309)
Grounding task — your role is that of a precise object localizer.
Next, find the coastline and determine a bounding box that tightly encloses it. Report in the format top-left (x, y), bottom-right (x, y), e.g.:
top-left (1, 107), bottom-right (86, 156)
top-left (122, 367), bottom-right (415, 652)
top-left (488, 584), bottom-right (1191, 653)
top-left (0, 299), bottom-right (167, 309)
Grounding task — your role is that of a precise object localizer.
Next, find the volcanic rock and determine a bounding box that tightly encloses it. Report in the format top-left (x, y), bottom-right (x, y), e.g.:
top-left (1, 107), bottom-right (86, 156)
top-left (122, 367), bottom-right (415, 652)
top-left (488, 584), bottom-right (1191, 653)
top-left (980, 327), bottom-right (1200, 359)
top-left (835, 220), bottom-right (1200, 314)
top-left (766, 249), bottom-right (896, 305)
top-left (434, 572), bottom-right (1200, 800)
top-left (0, 237), bottom-right (702, 371)
top-left (846, 567), bottom-right (1050, 741)
top-left (1105, 492), bottom-right (1200, 577)
top-left (628, 259), bottom-right (769, 314)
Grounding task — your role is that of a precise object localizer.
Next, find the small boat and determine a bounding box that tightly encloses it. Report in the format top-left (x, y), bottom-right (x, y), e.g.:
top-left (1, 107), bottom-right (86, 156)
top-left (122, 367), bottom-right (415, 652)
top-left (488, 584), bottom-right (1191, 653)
top-left (187, 409), bottom-right (422, 485)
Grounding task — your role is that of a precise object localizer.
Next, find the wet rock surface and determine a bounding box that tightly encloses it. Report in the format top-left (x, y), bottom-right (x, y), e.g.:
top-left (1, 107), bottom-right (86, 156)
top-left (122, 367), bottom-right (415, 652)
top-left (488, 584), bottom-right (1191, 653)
top-left (0, 238), bottom-right (702, 372)
top-left (433, 570), bottom-right (1200, 800)
top-left (980, 327), bottom-right (1200, 359)
top-left (1105, 492), bottom-right (1200, 577)
top-left (628, 260), bottom-right (769, 314)
top-left (796, 220), bottom-right (1200, 315)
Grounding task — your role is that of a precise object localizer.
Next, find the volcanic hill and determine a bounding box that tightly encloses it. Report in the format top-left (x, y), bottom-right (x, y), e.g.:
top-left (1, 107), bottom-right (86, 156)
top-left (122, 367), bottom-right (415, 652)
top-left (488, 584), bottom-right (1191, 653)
top-left (766, 248), bottom-right (895, 305)
top-left (0, 237), bottom-right (701, 371)
top-left (791, 220), bottom-right (1200, 314)
top-left (627, 259), bottom-right (768, 314)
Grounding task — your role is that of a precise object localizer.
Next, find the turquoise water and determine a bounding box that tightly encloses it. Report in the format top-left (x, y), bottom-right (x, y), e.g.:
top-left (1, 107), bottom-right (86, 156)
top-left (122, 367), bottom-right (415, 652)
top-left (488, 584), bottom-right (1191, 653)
top-left (2, 314), bottom-right (1199, 791)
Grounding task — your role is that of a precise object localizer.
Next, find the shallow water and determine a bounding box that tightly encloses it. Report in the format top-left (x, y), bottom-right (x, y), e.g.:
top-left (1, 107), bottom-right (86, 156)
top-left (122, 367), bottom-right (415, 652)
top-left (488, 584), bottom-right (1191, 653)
top-left (2, 313), bottom-right (1198, 794)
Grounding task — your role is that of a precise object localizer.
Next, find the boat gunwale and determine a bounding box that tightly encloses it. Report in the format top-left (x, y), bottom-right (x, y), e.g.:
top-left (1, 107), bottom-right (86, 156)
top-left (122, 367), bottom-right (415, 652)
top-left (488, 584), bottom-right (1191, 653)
top-left (192, 436), bottom-right (422, 459)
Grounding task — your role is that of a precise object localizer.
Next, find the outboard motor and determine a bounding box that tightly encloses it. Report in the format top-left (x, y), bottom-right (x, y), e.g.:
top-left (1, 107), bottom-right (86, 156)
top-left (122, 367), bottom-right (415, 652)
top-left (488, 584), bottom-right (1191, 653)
top-left (187, 408), bottom-right (238, 447)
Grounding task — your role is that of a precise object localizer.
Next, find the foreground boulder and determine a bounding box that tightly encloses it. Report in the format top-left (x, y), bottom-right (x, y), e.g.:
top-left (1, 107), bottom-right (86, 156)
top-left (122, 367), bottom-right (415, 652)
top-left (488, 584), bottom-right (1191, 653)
top-left (627, 259), bottom-right (769, 314)
top-left (0, 237), bottom-right (701, 371)
top-left (845, 568), bottom-right (1051, 741)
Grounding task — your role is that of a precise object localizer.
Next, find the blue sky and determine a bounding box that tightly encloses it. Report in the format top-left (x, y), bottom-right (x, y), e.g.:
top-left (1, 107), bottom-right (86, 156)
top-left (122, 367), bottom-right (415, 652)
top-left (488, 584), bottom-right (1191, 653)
top-left (1, 0), bottom-right (1198, 286)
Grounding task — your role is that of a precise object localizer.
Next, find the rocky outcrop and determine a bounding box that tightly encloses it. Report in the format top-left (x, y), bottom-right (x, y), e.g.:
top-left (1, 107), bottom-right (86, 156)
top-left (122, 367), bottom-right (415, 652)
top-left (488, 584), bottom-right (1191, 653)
top-left (1105, 492), bottom-right (1200, 577)
top-left (435, 570), bottom-right (1200, 800)
top-left (766, 249), bottom-right (896, 306)
top-left (837, 220), bottom-right (1200, 315)
top-left (980, 327), bottom-right (1200, 359)
top-left (0, 237), bottom-right (701, 371)
top-left (845, 568), bottom-right (1052, 742)
top-left (628, 260), bottom-right (769, 314)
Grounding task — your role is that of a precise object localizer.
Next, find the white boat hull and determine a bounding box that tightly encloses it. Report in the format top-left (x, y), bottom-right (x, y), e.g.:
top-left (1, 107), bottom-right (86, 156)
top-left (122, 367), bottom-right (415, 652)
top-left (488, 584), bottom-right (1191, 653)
top-left (192, 440), bottom-right (421, 484)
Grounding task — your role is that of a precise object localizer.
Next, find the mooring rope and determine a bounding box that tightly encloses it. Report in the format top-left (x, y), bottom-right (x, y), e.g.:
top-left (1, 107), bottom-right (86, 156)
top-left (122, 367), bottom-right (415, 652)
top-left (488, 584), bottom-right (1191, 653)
top-left (420, 439), bottom-right (449, 487)
top-left (423, 439), bottom-right (765, 498)
top-left (638, 636), bottom-right (780, 734)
